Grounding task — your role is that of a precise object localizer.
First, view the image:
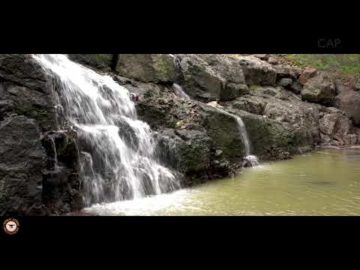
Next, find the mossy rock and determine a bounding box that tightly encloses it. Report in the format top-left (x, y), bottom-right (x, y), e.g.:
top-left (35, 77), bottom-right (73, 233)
top-left (116, 54), bottom-right (179, 83)
top-left (202, 106), bottom-right (245, 161)
top-left (68, 54), bottom-right (113, 70)
top-left (237, 111), bottom-right (294, 160)
top-left (152, 55), bottom-right (178, 82)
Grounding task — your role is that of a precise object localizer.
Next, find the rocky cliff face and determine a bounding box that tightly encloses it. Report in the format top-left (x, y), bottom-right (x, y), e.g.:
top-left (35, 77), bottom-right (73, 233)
top-left (1, 53), bottom-right (360, 215)
top-left (86, 53), bottom-right (360, 179)
top-left (0, 55), bottom-right (83, 215)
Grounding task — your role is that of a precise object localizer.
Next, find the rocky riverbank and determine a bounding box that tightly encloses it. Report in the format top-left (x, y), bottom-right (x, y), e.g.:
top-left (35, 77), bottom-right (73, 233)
top-left (1, 54), bottom-right (360, 215)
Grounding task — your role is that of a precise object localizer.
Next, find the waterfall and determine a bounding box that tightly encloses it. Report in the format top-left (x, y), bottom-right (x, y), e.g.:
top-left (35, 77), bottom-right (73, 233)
top-left (233, 116), bottom-right (251, 155)
top-left (207, 102), bottom-right (259, 167)
top-left (33, 54), bottom-right (180, 205)
top-left (48, 134), bottom-right (61, 172)
top-left (173, 83), bottom-right (190, 100)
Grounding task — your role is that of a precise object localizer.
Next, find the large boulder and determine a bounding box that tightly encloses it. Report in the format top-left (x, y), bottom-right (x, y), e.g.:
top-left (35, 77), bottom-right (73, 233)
top-left (176, 54), bottom-right (249, 102)
top-left (225, 86), bottom-right (322, 156)
top-left (156, 127), bottom-right (233, 185)
top-left (231, 95), bottom-right (267, 115)
top-left (68, 54), bottom-right (114, 71)
top-left (115, 54), bottom-right (179, 83)
top-left (301, 72), bottom-right (336, 106)
top-left (318, 107), bottom-right (357, 146)
top-left (237, 55), bottom-right (277, 86)
top-left (278, 78), bottom-right (293, 88)
top-left (235, 111), bottom-right (294, 160)
top-left (177, 54), bottom-right (225, 101)
top-left (274, 64), bottom-right (302, 80)
top-left (133, 81), bottom-right (204, 130)
top-left (196, 54), bottom-right (249, 101)
top-left (201, 104), bottom-right (246, 161)
top-left (156, 129), bottom-right (211, 176)
top-left (335, 84), bottom-right (360, 126)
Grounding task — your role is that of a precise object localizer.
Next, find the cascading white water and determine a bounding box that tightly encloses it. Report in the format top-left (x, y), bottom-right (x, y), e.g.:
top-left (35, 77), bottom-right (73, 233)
top-left (173, 83), bottom-right (190, 100)
top-left (233, 116), bottom-right (251, 155)
top-left (33, 54), bottom-right (180, 205)
top-left (207, 102), bottom-right (259, 167)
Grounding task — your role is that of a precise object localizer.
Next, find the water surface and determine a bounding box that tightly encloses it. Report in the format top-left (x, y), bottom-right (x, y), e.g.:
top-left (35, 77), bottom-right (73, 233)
top-left (85, 149), bottom-right (360, 216)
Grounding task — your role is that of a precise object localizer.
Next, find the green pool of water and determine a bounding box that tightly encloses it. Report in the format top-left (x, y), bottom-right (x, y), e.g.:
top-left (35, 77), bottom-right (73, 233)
top-left (85, 149), bottom-right (360, 216)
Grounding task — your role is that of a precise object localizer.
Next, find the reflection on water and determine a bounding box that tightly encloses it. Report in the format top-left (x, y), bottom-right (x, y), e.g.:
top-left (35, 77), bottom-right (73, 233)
top-left (84, 149), bottom-right (360, 216)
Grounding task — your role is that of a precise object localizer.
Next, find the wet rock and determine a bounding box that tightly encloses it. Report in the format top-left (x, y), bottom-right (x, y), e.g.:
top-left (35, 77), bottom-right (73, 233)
top-left (232, 96), bottom-right (267, 115)
top-left (279, 78), bottom-right (293, 88)
top-left (157, 127), bottom-right (234, 183)
top-left (0, 115), bottom-right (45, 215)
top-left (196, 54), bottom-right (249, 100)
top-left (0, 83), bottom-right (57, 130)
top-left (221, 82), bottom-right (249, 101)
top-left (320, 113), bottom-right (340, 135)
top-left (41, 131), bottom-right (83, 213)
top-left (174, 129), bottom-right (212, 174)
top-left (242, 155), bottom-right (260, 167)
top-left (231, 91), bottom-right (321, 156)
top-left (299, 67), bottom-right (317, 85)
top-left (250, 86), bottom-right (280, 97)
top-left (344, 134), bottom-right (358, 145)
top-left (177, 54), bottom-right (225, 101)
top-left (202, 105), bottom-right (246, 161)
top-left (232, 110), bottom-right (301, 160)
top-left (156, 129), bottom-right (212, 179)
top-left (116, 118), bottom-right (140, 150)
top-left (301, 72), bottom-right (336, 106)
top-left (0, 54), bottom-right (83, 215)
top-left (116, 54), bottom-right (179, 83)
top-left (290, 81), bottom-right (303, 95)
top-left (0, 54), bottom-right (58, 130)
top-left (238, 56), bottom-right (277, 86)
top-left (215, 149), bottom-right (223, 157)
top-left (135, 83), bottom-right (203, 131)
top-left (68, 54), bottom-right (114, 71)
top-left (354, 83), bottom-right (360, 91)
top-left (318, 107), bottom-right (357, 146)
top-left (334, 84), bottom-right (360, 126)
top-left (0, 54), bottom-right (50, 93)
top-left (275, 65), bottom-right (302, 80)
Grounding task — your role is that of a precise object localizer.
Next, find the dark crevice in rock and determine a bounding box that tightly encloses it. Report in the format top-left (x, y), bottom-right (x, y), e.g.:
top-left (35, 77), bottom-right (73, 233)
top-left (111, 54), bottom-right (119, 71)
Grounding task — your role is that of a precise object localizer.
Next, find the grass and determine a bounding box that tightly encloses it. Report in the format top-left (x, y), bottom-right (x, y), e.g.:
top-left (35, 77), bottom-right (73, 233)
top-left (282, 54), bottom-right (360, 83)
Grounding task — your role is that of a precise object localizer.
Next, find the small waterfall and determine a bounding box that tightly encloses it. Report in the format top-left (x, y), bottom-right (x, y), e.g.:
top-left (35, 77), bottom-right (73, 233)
top-left (234, 116), bottom-right (251, 155)
top-left (33, 54), bottom-right (180, 205)
top-left (207, 102), bottom-right (259, 167)
top-left (48, 135), bottom-right (60, 172)
top-left (173, 83), bottom-right (190, 100)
